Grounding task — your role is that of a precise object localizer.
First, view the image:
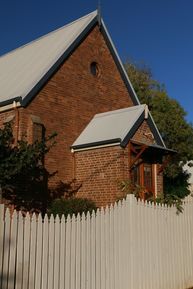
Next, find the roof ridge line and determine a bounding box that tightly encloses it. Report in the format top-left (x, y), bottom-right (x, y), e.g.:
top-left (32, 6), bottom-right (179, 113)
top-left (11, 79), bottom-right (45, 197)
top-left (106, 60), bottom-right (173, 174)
top-left (94, 104), bottom-right (145, 118)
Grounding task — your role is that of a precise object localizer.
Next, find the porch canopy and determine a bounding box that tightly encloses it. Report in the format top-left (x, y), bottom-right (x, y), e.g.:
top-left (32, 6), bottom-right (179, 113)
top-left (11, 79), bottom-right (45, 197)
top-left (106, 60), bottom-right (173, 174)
top-left (71, 104), bottom-right (170, 152)
top-left (71, 104), bottom-right (176, 199)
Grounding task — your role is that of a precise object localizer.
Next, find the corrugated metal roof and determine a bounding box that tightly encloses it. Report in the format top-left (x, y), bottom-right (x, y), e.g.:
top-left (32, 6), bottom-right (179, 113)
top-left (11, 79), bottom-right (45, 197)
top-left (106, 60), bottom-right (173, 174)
top-left (0, 10), bottom-right (97, 103)
top-left (72, 105), bottom-right (146, 149)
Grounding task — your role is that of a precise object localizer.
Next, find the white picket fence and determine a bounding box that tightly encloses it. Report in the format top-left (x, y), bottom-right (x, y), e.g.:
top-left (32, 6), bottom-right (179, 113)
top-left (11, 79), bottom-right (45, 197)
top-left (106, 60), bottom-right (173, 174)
top-left (0, 195), bottom-right (193, 289)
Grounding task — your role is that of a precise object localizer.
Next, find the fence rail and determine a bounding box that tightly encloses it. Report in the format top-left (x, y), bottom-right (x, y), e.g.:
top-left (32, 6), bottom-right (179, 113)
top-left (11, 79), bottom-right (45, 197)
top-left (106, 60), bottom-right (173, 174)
top-left (0, 195), bottom-right (193, 289)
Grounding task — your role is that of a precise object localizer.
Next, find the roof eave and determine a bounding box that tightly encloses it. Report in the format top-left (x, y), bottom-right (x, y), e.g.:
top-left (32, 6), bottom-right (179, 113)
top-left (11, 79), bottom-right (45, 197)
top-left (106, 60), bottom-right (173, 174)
top-left (148, 145), bottom-right (177, 155)
top-left (0, 96), bottom-right (22, 108)
top-left (71, 138), bottom-right (121, 151)
top-left (130, 140), bottom-right (176, 156)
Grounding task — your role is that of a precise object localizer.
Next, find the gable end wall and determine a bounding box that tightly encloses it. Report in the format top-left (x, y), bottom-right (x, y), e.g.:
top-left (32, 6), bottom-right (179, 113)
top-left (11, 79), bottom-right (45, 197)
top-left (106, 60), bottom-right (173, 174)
top-left (5, 25), bottom-right (134, 188)
top-left (131, 120), bottom-right (156, 145)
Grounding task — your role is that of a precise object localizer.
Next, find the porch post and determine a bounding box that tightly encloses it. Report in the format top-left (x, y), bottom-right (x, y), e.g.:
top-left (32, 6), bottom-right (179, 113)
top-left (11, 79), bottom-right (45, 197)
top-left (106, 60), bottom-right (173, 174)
top-left (154, 164), bottom-right (158, 198)
top-left (128, 141), bottom-right (131, 180)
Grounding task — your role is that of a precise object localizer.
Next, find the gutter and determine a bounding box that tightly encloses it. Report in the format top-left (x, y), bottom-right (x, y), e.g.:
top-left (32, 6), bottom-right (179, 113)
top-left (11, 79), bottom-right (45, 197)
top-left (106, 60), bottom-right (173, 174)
top-left (0, 97), bottom-right (22, 112)
top-left (71, 141), bottom-right (121, 153)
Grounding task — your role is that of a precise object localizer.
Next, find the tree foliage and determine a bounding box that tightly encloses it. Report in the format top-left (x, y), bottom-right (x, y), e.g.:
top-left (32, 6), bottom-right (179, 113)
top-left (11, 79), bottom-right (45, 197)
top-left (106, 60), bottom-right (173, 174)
top-left (0, 123), bottom-right (56, 212)
top-left (125, 61), bottom-right (193, 197)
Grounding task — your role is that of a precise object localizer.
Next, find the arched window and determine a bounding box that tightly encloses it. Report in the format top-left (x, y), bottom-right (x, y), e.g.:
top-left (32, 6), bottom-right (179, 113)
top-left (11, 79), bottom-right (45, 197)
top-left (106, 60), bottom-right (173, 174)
top-left (90, 62), bottom-right (100, 77)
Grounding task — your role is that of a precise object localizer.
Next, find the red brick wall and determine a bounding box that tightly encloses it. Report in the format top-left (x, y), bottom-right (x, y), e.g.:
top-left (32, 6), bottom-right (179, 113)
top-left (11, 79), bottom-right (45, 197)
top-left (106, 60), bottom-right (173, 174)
top-left (74, 146), bottom-right (128, 207)
top-left (0, 25), bottom-right (164, 204)
top-left (15, 25), bottom-right (134, 188)
top-left (74, 145), bottom-right (163, 207)
top-left (0, 110), bottom-right (15, 125)
top-left (0, 112), bottom-right (164, 207)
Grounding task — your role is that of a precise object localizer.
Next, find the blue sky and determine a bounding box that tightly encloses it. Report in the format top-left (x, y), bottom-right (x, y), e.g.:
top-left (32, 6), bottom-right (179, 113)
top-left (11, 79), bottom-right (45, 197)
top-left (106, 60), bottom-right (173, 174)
top-left (0, 0), bottom-right (193, 123)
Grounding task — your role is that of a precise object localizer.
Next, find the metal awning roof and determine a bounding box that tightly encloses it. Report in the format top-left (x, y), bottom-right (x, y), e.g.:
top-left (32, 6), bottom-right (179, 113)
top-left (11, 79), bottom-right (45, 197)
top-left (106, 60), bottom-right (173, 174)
top-left (130, 140), bottom-right (176, 156)
top-left (148, 144), bottom-right (176, 154)
top-left (72, 105), bottom-right (150, 150)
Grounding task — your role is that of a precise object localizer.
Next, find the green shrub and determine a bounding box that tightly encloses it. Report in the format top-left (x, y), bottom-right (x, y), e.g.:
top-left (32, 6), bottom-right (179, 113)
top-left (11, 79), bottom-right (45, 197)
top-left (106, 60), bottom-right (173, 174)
top-left (164, 171), bottom-right (190, 199)
top-left (119, 179), bottom-right (186, 214)
top-left (48, 197), bottom-right (97, 218)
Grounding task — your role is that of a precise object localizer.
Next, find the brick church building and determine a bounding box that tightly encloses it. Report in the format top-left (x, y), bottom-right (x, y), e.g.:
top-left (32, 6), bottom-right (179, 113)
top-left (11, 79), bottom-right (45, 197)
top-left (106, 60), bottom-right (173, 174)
top-left (0, 11), bottom-right (172, 207)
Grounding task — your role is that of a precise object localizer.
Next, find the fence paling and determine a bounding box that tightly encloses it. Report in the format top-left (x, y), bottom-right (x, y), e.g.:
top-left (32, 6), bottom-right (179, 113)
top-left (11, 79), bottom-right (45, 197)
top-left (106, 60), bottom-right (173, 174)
top-left (75, 214), bottom-right (81, 289)
top-left (2, 209), bottom-right (11, 289)
top-left (15, 211), bottom-right (23, 289)
top-left (0, 205), bottom-right (4, 289)
top-left (59, 215), bottom-right (65, 289)
top-left (54, 215), bottom-right (60, 289)
top-left (41, 215), bottom-right (49, 289)
top-left (7, 210), bottom-right (17, 289)
top-left (1, 195), bottom-right (193, 289)
top-left (35, 213), bottom-right (43, 289)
